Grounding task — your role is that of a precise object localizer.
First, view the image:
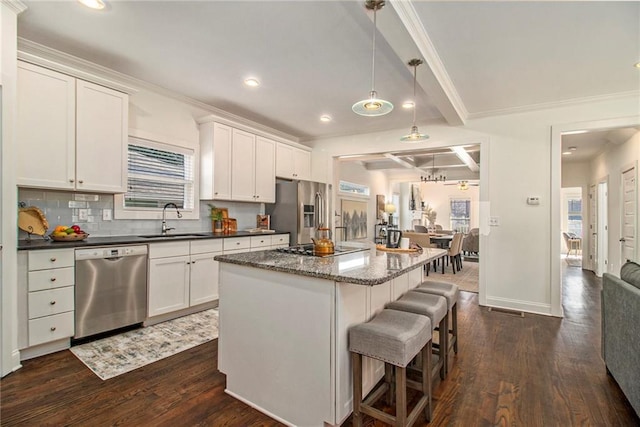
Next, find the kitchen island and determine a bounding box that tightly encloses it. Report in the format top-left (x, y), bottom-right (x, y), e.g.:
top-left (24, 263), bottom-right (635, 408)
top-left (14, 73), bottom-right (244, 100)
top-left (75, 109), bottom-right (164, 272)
top-left (215, 243), bottom-right (446, 427)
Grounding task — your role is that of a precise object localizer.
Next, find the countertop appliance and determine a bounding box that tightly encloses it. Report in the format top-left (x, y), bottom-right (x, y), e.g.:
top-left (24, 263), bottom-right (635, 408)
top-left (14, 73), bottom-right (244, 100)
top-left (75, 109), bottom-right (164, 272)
top-left (276, 244), bottom-right (367, 257)
top-left (266, 180), bottom-right (331, 245)
top-left (74, 245), bottom-right (148, 339)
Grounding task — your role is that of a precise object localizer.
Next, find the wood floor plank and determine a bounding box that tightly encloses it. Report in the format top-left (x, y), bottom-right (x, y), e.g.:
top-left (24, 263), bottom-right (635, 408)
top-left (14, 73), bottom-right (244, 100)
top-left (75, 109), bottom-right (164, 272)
top-left (1, 265), bottom-right (638, 426)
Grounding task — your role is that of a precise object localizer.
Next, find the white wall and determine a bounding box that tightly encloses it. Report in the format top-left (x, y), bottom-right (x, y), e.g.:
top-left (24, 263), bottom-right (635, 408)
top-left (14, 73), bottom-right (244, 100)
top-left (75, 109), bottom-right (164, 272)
top-left (589, 131), bottom-right (640, 275)
top-left (308, 95), bottom-right (639, 316)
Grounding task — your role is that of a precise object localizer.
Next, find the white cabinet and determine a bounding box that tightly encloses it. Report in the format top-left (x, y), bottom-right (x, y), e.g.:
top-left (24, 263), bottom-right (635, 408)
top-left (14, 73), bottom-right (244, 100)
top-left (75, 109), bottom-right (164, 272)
top-left (231, 132), bottom-right (276, 203)
top-left (199, 122), bottom-right (232, 200)
top-left (199, 120), bottom-right (276, 203)
top-left (276, 143), bottom-right (311, 181)
top-left (148, 240), bottom-right (222, 318)
top-left (16, 61), bottom-right (128, 193)
top-left (20, 249), bottom-right (76, 351)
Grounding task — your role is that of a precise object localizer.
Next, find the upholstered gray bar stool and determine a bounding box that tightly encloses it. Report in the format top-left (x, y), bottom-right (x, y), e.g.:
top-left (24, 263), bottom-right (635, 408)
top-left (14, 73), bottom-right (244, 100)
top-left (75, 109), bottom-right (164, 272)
top-left (387, 291), bottom-right (448, 381)
top-left (413, 281), bottom-right (459, 372)
top-left (349, 309), bottom-right (432, 427)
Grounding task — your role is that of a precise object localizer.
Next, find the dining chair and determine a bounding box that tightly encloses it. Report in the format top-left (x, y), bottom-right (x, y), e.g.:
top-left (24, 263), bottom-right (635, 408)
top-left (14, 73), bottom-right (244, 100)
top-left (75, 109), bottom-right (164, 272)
top-left (444, 233), bottom-right (464, 274)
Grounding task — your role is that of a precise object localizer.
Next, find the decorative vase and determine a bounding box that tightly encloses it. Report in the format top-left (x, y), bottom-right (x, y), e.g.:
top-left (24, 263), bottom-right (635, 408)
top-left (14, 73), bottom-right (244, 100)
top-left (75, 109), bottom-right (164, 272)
top-left (213, 220), bottom-right (223, 233)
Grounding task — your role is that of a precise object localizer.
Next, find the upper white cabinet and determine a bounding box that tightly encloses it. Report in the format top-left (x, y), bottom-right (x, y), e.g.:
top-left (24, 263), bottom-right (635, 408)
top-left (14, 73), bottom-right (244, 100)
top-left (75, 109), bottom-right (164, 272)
top-left (200, 120), bottom-right (275, 203)
top-left (199, 122), bottom-right (232, 200)
top-left (276, 143), bottom-right (311, 181)
top-left (16, 61), bottom-right (128, 193)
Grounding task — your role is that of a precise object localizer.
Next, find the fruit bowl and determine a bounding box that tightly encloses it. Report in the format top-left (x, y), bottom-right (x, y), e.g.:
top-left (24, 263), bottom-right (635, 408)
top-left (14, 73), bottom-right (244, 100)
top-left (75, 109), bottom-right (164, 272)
top-left (49, 232), bottom-right (89, 242)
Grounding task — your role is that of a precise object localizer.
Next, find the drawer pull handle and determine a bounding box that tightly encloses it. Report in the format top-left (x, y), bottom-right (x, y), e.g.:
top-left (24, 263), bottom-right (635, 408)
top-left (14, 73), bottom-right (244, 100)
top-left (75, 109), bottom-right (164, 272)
top-left (50, 327), bottom-right (56, 331)
top-left (50, 277), bottom-right (57, 282)
top-left (50, 258), bottom-right (57, 262)
top-left (50, 301), bottom-right (56, 305)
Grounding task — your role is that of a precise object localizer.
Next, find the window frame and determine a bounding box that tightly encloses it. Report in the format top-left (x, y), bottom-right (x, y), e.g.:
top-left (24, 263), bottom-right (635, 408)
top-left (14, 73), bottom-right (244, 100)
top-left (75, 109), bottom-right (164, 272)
top-left (114, 130), bottom-right (200, 220)
top-left (449, 198), bottom-right (471, 233)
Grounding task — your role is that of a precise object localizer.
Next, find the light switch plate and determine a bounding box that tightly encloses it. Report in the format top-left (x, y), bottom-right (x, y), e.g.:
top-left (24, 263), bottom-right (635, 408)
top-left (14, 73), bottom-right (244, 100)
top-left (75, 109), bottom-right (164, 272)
top-left (102, 209), bottom-right (112, 221)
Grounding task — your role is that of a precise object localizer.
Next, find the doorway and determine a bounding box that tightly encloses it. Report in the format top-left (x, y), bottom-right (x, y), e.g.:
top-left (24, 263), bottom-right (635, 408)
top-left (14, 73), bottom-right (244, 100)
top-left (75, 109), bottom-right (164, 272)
top-left (620, 164), bottom-right (636, 264)
top-left (596, 180), bottom-right (609, 277)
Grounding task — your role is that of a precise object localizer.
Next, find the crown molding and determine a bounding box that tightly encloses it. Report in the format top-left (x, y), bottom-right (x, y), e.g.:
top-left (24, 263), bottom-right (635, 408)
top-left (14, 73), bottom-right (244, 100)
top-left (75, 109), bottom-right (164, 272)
top-left (17, 38), bottom-right (301, 144)
top-left (467, 90), bottom-right (640, 120)
top-left (2, 0), bottom-right (27, 15)
top-left (390, 0), bottom-right (468, 125)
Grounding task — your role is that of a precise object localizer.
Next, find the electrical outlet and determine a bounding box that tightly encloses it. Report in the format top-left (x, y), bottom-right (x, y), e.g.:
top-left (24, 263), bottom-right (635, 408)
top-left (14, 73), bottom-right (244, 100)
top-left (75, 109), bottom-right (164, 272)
top-left (102, 209), bottom-right (112, 221)
top-left (489, 216), bottom-right (500, 226)
top-left (78, 209), bottom-right (88, 221)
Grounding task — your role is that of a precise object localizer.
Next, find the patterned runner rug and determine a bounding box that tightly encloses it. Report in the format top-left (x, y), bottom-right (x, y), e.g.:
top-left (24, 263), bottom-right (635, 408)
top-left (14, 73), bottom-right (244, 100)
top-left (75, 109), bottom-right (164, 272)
top-left (70, 309), bottom-right (218, 380)
top-left (426, 258), bottom-right (479, 293)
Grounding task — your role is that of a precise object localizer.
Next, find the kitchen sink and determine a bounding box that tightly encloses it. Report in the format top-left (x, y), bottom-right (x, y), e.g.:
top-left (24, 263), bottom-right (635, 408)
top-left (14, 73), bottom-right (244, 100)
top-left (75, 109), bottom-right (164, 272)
top-left (138, 233), bottom-right (210, 239)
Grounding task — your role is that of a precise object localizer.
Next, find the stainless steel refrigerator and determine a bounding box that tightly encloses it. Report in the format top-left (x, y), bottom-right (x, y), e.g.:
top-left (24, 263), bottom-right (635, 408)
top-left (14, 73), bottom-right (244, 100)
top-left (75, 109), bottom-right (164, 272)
top-left (266, 180), bottom-right (331, 245)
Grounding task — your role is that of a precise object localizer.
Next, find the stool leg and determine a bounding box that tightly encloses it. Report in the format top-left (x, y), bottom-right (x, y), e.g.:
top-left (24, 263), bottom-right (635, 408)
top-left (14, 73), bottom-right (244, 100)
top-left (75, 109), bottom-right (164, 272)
top-left (452, 303), bottom-right (458, 354)
top-left (352, 352), bottom-right (363, 427)
top-left (439, 315), bottom-right (448, 378)
top-left (395, 366), bottom-right (407, 427)
top-left (422, 341), bottom-right (432, 422)
top-left (385, 362), bottom-right (394, 405)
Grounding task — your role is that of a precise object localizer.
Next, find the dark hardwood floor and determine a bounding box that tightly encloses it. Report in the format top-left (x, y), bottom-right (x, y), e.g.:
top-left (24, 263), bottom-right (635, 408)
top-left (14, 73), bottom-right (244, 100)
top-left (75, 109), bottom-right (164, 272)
top-left (2, 265), bottom-right (639, 426)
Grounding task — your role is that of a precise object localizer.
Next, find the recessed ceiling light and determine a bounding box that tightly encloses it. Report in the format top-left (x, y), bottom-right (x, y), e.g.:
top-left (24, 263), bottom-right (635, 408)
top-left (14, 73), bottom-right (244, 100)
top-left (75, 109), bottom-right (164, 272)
top-left (320, 115), bottom-right (332, 123)
top-left (635, 62), bottom-right (640, 68)
top-left (402, 101), bottom-right (414, 109)
top-left (562, 151), bottom-right (572, 155)
top-left (244, 78), bottom-right (260, 87)
top-left (77, 0), bottom-right (105, 9)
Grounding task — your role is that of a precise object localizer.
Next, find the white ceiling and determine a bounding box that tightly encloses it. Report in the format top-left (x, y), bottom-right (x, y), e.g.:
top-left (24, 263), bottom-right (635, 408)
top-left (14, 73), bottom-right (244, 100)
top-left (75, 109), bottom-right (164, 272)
top-left (16, 0), bottom-right (640, 145)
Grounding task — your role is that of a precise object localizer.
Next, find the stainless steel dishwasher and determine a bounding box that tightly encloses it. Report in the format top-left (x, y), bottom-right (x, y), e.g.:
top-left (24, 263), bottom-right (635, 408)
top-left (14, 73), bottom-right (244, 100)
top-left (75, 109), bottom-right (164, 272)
top-left (74, 245), bottom-right (148, 339)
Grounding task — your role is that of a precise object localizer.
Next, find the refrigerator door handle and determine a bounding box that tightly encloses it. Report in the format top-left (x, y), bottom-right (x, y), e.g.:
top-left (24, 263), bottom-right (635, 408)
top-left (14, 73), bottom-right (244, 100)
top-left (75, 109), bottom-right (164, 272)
top-left (315, 192), bottom-right (323, 228)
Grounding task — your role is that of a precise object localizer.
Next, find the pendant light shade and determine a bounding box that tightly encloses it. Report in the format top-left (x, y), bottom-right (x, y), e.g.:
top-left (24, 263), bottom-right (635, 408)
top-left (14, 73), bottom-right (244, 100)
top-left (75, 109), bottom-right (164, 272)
top-left (353, 0), bottom-right (393, 117)
top-left (400, 58), bottom-right (429, 142)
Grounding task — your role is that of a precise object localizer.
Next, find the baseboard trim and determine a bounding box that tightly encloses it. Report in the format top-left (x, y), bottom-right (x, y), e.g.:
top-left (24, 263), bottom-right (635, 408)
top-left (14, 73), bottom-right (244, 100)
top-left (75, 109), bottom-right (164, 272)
top-left (224, 388), bottom-right (296, 427)
top-left (484, 296), bottom-right (554, 317)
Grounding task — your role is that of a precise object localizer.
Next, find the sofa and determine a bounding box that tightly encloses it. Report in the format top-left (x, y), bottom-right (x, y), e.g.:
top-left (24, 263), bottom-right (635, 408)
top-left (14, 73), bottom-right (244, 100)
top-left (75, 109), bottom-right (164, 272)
top-left (602, 262), bottom-right (640, 416)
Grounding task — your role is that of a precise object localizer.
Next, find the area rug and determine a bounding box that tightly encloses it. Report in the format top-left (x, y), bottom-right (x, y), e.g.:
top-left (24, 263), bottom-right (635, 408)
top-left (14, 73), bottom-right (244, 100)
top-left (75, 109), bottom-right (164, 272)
top-left (71, 309), bottom-right (218, 380)
top-left (425, 259), bottom-right (479, 293)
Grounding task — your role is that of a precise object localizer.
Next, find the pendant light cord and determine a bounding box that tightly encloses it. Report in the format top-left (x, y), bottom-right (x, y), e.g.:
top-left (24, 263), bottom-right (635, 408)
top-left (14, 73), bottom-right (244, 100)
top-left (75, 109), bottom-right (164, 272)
top-left (412, 64), bottom-right (417, 126)
top-left (370, 7), bottom-right (377, 94)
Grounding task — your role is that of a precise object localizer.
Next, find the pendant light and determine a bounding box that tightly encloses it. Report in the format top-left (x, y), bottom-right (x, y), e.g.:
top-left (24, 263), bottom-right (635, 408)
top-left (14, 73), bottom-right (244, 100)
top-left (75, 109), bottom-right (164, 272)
top-left (401, 58), bottom-right (429, 142)
top-left (352, 0), bottom-right (393, 117)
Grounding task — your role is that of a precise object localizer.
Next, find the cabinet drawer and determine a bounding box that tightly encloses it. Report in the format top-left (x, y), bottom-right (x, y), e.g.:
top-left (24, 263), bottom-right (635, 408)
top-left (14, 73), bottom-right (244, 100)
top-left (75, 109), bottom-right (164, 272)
top-left (271, 234), bottom-right (290, 246)
top-left (250, 235), bottom-right (271, 248)
top-left (190, 239), bottom-right (223, 255)
top-left (28, 267), bottom-right (74, 292)
top-left (149, 241), bottom-right (190, 259)
top-left (28, 311), bottom-right (74, 347)
top-left (223, 237), bottom-right (250, 252)
top-left (28, 286), bottom-right (74, 319)
top-left (28, 249), bottom-right (74, 271)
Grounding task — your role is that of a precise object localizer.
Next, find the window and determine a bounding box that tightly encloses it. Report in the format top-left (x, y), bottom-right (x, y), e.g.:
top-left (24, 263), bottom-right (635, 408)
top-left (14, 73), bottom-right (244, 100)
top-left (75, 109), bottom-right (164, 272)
top-left (115, 135), bottom-right (199, 219)
top-left (339, 180), bottom-right (370, 196)
top-left (450, 199), bottom-right (470, 233)
top-left (567, 198), bottom-right (582, 237)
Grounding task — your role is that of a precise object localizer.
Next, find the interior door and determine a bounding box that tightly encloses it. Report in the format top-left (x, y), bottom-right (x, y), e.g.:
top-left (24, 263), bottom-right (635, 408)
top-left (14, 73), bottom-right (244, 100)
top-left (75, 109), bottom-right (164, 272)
top-left (589, 184), bottom-right (597, 272)
top-left (621, 166), bottom-right (636, 264)
top-left (597, 181), bottom-right (609, 277)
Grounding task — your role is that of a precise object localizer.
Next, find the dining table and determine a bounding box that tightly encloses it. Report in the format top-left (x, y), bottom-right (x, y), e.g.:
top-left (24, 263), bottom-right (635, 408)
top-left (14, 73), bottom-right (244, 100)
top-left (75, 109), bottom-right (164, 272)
top-left (429, 234), bottom-right (453, 249)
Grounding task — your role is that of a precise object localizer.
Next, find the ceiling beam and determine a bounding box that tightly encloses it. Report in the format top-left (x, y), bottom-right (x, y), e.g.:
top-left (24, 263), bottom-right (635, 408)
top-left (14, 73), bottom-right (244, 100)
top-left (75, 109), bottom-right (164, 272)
top-left (450, 146), bottom-right (480, 172)
top-left (383, 153), bottom-right (429, 175)
top-left (374, 1), bottom-right (467, 126)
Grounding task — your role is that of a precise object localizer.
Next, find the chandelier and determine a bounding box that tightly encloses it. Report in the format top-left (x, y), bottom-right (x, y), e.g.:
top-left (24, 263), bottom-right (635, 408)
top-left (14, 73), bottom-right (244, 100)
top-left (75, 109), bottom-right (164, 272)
top-left (420, 155), bottom-right (446, 183)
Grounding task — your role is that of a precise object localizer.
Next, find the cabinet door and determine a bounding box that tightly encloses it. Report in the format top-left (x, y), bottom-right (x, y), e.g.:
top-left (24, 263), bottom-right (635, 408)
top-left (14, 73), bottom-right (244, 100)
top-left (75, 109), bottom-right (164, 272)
top-left (212, 123), bottom-right (233, 200)
top-left (16, 62), bottom-right (76, 190)
top-left (76, 80), bottom-right (128, 193)
top-left (293, 148), bottom-right (311, 181)
top-left (231, 129), bottom-right (256, 201)
top-left (190, 252), bottom-right (219, 306)
top-left (276, 143), bottom-right (294, 179)
top-left (254, 136), bottom-right (276, 203)
top-left (148, 256), bottom-right (190, 317)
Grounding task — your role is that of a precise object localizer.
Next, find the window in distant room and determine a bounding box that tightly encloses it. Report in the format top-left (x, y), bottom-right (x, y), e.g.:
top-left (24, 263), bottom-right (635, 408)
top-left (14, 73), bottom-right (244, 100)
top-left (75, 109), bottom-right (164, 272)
top-left (567, 198), bottom-right (582, 237)
top-left (450, 198), bottom-right (470, 233)
top-left (339, 180), bottom-right (370, 196)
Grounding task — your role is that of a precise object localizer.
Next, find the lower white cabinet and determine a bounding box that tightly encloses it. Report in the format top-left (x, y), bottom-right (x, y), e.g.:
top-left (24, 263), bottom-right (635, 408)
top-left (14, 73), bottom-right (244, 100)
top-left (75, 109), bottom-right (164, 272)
top-left (148, 240), bottom-right (222, 318)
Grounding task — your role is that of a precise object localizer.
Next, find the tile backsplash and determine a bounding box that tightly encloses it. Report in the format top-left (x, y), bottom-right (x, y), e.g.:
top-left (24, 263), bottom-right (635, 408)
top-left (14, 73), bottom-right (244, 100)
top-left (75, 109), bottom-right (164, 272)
top-left (18, 188), bottom-right (264, 239)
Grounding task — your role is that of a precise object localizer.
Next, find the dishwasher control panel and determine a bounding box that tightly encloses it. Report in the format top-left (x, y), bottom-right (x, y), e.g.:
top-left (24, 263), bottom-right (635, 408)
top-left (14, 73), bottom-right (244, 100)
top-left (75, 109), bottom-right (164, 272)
top-left (75, 245), bottom-right (148, 260)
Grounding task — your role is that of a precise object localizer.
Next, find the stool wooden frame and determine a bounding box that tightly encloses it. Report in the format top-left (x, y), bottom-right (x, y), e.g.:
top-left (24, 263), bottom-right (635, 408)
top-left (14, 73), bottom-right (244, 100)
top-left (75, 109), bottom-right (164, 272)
top-left (352, 341), bottom-right (432, 427)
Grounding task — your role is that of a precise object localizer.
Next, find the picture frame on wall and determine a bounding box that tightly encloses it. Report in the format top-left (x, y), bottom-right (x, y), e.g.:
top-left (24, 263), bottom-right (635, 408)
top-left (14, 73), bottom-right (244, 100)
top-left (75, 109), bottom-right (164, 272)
top-left (341, 198), bottom-right (368, 240)
top-left (376, 195), bottom-right (385, 221)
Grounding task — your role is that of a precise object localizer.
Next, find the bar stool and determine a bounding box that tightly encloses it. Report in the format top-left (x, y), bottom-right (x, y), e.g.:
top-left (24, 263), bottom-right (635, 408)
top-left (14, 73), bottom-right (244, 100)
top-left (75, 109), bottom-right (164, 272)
top-left (413, 281), bottom-right (459, 371)
top-left (349, 309), bottom-right (432, 427)
top-left (387, 291), bottom-right (448, 381)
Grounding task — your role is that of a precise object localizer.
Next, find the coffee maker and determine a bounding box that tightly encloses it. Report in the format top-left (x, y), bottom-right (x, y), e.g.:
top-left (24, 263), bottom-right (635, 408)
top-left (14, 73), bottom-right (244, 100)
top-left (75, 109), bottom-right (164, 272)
top-left (386, 229), bottom-right (403, 249)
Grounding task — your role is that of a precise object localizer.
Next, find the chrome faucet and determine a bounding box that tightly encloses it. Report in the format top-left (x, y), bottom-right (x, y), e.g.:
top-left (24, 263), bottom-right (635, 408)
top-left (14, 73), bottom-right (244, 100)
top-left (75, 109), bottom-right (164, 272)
top-left (161, 203), bottom-right (182, 235)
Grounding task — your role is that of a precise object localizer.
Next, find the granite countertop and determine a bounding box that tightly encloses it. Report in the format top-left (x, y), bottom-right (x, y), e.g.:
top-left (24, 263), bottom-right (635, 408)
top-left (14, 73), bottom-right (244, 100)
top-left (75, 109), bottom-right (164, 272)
top-left (17, 230), bottom-right (288, 250)
top-left (215, 243), bottom-right (447, 286)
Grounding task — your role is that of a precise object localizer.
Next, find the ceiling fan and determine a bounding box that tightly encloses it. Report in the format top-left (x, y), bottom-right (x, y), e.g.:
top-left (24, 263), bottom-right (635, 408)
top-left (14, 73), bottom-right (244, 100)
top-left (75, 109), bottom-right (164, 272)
top-left (444, 180), bottom-right (479, 190)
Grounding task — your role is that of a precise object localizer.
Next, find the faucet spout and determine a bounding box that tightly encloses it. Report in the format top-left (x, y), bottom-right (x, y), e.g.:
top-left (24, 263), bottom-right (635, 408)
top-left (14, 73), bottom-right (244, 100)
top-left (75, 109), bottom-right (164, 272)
top-left (161, 203), bottom-right (182, 235)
